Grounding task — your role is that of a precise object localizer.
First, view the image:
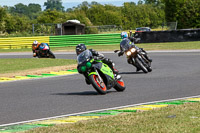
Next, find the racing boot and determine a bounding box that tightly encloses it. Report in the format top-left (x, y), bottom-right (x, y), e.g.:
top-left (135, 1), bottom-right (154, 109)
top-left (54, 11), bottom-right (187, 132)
top-left (113, 67), bottom-right (121, 80)
top-left (140, 48), bottom-right (152, 62)
top-left (114, 73), bottom-right (121, 80)
top-left (112, 65), bottom-right (121, 80)
top-left (113, 67), bottom-right (119, 74)
top-left (145, 54), bottom-right (152, 62)
top-left (33, 53), bottom-right (36, 57)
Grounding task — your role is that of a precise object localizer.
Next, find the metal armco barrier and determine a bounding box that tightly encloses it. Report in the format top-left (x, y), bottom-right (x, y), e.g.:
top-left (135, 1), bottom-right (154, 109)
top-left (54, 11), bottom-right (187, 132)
top-left (0, 36), bottom-right (49, 49)
top-left (0, 33), bottom-right (121, 49)
top-left (135, 29), bottom-right (200, 43)
top-left (49, 33), bottom-right (121, 47)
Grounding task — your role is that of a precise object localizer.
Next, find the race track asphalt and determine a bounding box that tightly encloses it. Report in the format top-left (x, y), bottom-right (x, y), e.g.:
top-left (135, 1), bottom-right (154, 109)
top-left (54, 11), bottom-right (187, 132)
top-left (0, 51), bottom-right (200, 125)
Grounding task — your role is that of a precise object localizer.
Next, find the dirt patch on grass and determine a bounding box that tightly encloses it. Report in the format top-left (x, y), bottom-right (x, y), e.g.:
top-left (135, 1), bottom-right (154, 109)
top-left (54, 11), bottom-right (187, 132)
top-left (0, 64), bottom-right (77, 78)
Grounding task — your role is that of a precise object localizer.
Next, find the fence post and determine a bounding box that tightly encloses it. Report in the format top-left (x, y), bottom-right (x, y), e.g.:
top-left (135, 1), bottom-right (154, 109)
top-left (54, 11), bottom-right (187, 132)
top-left (175, 21), bottom-right (178, 30)
top-left (32, 24), bottom-right (34, 34)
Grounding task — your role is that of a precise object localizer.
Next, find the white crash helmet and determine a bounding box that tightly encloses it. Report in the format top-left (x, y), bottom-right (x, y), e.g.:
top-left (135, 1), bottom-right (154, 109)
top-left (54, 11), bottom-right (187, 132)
top-left (121, 31), bottom-right (128, 39)
top-left (33, 40), bottom-right (38, 44)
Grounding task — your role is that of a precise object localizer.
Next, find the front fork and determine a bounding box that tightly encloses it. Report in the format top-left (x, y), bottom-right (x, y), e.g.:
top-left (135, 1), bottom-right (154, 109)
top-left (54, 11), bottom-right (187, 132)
top-left (85, 69), bottom-right (104, 88)
top-left (139, 53), bottom-right (151, 67)
top-left (94, 69), bottom-right (105, 88)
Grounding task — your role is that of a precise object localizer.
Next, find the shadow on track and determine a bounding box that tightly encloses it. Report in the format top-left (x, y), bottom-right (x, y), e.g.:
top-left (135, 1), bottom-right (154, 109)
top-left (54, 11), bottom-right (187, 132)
top-left (119, 71), bottom-right (144, 75)
top-left (51, 90), bottom-right (116, 96)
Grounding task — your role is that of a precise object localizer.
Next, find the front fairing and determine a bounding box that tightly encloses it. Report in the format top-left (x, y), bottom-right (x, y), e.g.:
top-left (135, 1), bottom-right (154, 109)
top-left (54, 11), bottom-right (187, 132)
top-left (88, 61), bottom-right (114, 79)
top-left (120, 40), bottom-right (137, 57)
top-left (120, 39), bottom-right (132, 52)
top-left (77, 49), bottom-right (93, 64)
top-left (39, 43), bottom-right (50, 50)
top-left (90, 62), bottom-right (115, 89)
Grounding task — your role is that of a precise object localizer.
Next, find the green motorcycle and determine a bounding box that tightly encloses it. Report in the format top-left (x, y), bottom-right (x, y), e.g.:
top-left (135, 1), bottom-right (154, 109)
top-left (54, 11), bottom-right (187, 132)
top-left (77, 50), bottom-right (126, 95)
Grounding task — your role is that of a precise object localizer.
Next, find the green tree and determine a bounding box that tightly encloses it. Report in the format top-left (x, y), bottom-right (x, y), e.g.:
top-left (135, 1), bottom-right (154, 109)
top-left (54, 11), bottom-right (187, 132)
top-left (4, 14), bottom-right (31, 34)
top-left (11, 3), bottom-right (29, 15)
top-left (37, 9), bottom-right (65, 23)
top-left (86, 4), bottom-right (122, 26)
top-left (164, 0), bottom-right (200, 29)
top-left (143, 0), bottom-right (163, 5)
top-left (28, 4), bottom-right (42, 13)
top-left (0, 7), bottom-right (7, 33)
top-left (138, 0), bottom-right (143, 5)
top-left (122, 2), bottom-right (164, 30)
top-left (28, 4), bottom-right (42, 19)
top-left (44, 0), bottom-right (64, 11)
top-left (77, 1), bottom-right (89, 13)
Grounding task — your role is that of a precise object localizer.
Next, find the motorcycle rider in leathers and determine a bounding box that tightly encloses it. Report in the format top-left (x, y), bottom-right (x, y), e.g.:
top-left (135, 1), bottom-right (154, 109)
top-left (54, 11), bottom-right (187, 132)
top-left (32, 40), bottom-right (51, 57)
top-left (32, 40), bottom-right (41, 57)
top-left (118, 31), bottom-right (152, 71)
top-left (76, 43), bottom-right (121, 83)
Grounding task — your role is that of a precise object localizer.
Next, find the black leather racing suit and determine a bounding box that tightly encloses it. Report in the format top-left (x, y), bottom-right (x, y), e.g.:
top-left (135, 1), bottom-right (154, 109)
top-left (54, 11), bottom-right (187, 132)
top-left (77, 49), bottom-right (118, 84)
top-left (118, 38), bottom-right (152, 63)
top-left (89, 49), bottom-right (116, 73)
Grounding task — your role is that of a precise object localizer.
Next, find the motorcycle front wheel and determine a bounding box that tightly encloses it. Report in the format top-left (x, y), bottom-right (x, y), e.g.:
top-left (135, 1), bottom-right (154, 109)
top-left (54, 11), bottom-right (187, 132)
top-left (135, 57), bottom-right (148, 73)
top-left (48, 51), bottom-right (56, 59)
top-left (89, 74), bottom-right (107, 95)
top-left (114, 78), bottom-right (126, 92)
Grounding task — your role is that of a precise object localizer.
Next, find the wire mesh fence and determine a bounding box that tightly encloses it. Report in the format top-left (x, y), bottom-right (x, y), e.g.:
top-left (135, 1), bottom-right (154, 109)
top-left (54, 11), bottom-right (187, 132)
top-left (162, 22), bottom-right (178, 30)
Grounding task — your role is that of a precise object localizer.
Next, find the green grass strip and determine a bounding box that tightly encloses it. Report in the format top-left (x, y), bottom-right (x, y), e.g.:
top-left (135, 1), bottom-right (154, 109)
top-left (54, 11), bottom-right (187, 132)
top-left (67, 69), bottom-right (78, 72)
top-left (0, 58), bottom-right (76, 74)
top-left (0, 124), bottom-right (51, 133)
top-left (80, 111), bottom-right (122, 116)
top-left (26, 75), bottom-right (46, 78)
top-left (41, 74), bottom-right (59, 76)
top-left (155, 101), bottom-right (184, 105)
top-left (110, 109), bottom-right (137, 112)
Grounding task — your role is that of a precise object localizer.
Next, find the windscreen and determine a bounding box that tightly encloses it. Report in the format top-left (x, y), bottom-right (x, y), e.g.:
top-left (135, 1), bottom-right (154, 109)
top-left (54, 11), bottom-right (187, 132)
top-left (77, 49), bottom-right (93, 64)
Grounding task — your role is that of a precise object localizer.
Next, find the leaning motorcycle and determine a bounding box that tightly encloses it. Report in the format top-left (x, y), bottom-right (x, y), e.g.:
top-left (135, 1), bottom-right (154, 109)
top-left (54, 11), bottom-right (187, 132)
top-left (115, 40), bottom-right (152, 73)
top-left (34, 43), bottom-right (56, 58)
top-left (77, 49), bottom-right (126, 95)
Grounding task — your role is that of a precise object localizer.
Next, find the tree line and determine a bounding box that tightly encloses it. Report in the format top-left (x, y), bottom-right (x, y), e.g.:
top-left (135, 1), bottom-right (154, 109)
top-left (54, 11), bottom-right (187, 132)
top-left (0, 0), bottom-right (200, 36)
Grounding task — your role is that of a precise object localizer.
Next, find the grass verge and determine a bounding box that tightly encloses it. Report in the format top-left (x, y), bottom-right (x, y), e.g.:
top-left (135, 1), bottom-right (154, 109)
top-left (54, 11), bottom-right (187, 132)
top-left (26, 102), bottom-right (200, 133)
top-left (0, 41), bottom-right (200, 53)
top-left (0, 58), bottom-right (77, 75)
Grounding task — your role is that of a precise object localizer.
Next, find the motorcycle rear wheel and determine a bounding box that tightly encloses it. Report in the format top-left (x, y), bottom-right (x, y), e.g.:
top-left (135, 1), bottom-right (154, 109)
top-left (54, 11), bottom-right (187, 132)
top-left (114, 78), bottom-right (126, 92)
top-left (89, 74), bottom-right (107, 95)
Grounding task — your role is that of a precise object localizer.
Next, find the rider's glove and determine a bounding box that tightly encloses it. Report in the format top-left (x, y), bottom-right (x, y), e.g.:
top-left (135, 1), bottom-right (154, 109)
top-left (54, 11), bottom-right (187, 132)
top-left (94, 56), bottom-right (99, 60)
top-left (77, 66), bottom-right (83, 74)
top-left (94, 56), bottom-right (104, 60)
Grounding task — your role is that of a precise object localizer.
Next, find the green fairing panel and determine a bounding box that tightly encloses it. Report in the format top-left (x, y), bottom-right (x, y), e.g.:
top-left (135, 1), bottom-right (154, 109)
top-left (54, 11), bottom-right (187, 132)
top-left (88, 72), bottom-right (97, 76)
top-left (100, 63), bottom-right (114, 79)
top-left (88, 63), bottom-right (114, 79)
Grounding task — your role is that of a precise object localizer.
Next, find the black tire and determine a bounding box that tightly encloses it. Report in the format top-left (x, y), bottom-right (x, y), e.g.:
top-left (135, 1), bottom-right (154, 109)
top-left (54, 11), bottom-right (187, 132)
top-left (114, 78), bottom-right (126, 92)
top-left (37, 53), bottom-right (42, 58)
top-left (147, 66), bottom-right (152, 72)
top-left (141, 55), bottom-right (152, 72)
top-left (48, 51), bottom-right (56, 58)
top-left (88, 74), bottom-right (107, 95)
top-left (135, 57), bottom-right (148, 73)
